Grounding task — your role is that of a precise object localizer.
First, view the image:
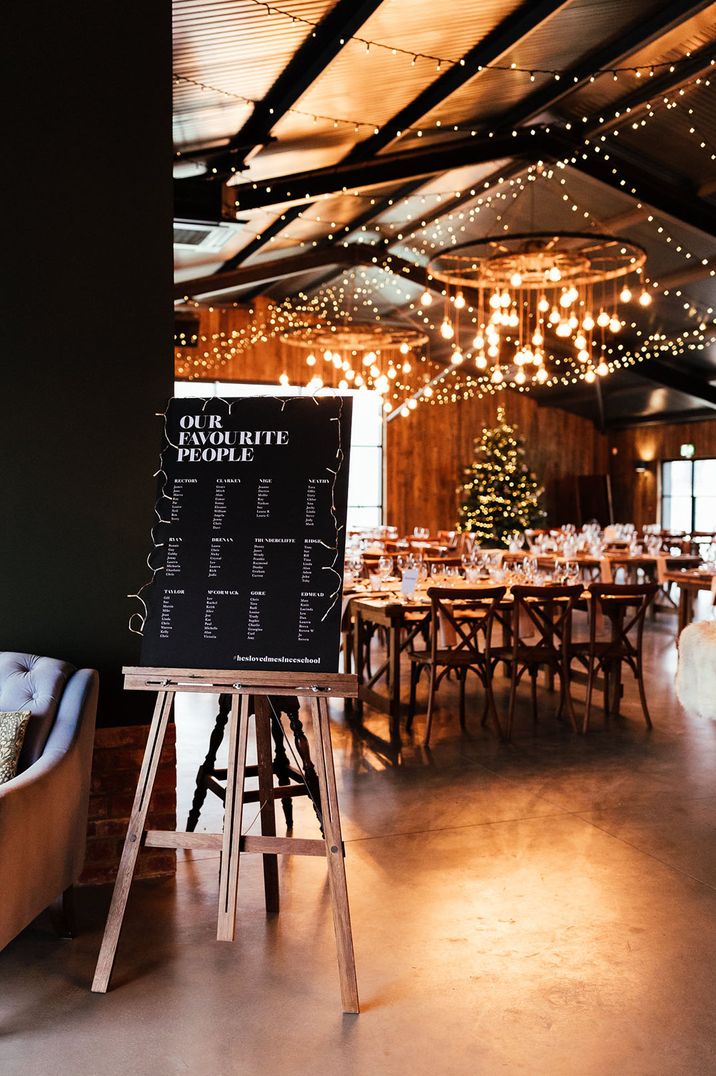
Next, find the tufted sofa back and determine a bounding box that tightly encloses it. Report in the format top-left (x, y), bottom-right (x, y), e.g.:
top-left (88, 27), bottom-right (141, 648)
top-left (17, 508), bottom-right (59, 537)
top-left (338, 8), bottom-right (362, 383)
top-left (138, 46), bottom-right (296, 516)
top-left (0, 652), bottom-right (75, 772)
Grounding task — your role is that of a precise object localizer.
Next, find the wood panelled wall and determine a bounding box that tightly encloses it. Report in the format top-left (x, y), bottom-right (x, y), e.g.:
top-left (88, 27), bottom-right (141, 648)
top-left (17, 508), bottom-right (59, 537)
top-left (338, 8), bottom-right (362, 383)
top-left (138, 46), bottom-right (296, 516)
top-left (386, 392), bottom-right (608, 535)
top-left (608, 419), bottom-right (716, 529)
top-left (176, 304), bottom-right (608, 534)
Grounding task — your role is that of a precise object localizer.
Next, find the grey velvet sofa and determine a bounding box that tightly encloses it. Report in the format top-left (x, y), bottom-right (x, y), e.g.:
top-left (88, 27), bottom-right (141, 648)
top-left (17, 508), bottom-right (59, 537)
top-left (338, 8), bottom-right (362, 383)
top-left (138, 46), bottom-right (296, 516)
top-left (0, 652), bottom-right (98, 951)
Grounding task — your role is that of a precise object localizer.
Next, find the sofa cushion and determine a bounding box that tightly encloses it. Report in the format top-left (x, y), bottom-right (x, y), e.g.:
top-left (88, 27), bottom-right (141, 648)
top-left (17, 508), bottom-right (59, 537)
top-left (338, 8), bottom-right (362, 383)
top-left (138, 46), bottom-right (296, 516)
top-left (0, 653), bottom-right (75, 771)
top-left (0, 710), bottom-right (31, 783)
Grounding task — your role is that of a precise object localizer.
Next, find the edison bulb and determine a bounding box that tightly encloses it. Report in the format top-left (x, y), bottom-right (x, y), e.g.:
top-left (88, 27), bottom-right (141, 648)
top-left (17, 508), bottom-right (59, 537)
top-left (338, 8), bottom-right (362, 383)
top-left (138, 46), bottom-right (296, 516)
top-left (472, 334), bottom-right (484, 350)
top-left (500, 290), bottom-right (511, 308)
top-left (582, 314), bottom-right (595, 331)
top-left (475, 353), bottom-right (487, 369)
top-left (369, 364), bottom-right (380, 378)
top-left (584, 369), bottom-right (596, 383)
top-left (510, 272), bottom-right (523, 287)
top-left (451, 349), bottom-right (464, 365)
top-left (399, 342), bottom-right (410, 354)
top-left (538, 295), bottom-right (550, 313)
top-left (609, 317), bottom-right (622, 333)
top-left (454, 291), bottom-right (466, 309)
top-left (549, 307), bottom-right (560, 324)
top-left (489, 291), bottom-right (501, 309)
top-left (487, 344), bottom-right (499, 358)
top-left (338, 379), bottom-right (348, 390)
top-left (532, 330), bottom-right (544, 347)
top-left (577, 349), bottom-right (590, 362)
top-left (508, 312), bottom-right (519, 328)
top-left (387, 366), bottom-right (397, 379)
top-left (535, 366), bottom-right (548, 383)
top-left (279, 372), bottom-right (289, 386)
top-left (597, 311), bottom-right (610, 328)
top-left (323, 350), bottom-right (333, 362)
top-left (575, 333), bottom-right (587, 349)
top-left (440, 319), bottom-right (454, 340)
top-left (332, 354), bottom-right (342, 368)
top-left (596, 361), bottom-right (609, 376)
top-left (408, 398), bottom-right (418, 410)
top-left (402, 361), bottom-right (411, 373)
top-left (515, 369), bottom-right (526, 385)
top-left (639, 291), bottom-right (652, 306)
top-left (547, 265), bottom-right (562, 282)
top-left (556, 321), bottom-right (571, 337)
top-left (420, 291), bottom-right (433, 307)
top-left (619, 286), bottom-right (632, 303)
top-left (491, 367), bottom-right (504, 383)
top-left (559, 291), bottom-right (572, 308)
top-left (424, 385), bottom-right (433, 397)
top-left (306, 353), bottom-right (317, 366)
top-left (568, 315), bottom-right (579, 329)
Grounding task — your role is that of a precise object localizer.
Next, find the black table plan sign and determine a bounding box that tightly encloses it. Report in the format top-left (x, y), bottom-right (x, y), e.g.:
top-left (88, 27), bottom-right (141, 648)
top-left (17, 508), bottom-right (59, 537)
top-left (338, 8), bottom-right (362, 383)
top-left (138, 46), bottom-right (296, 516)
top-left (93, 393), bottom-right (361, 1012)
top-left (136, 394), bottom-right (352, 671)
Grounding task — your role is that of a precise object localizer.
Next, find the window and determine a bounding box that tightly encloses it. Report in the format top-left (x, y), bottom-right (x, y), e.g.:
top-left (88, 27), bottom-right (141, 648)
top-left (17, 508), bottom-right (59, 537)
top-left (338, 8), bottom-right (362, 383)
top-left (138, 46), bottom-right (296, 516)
top-left (175, 381), bottom-right (383, 530)
top-left (661, 458), bottom-right (716, 531)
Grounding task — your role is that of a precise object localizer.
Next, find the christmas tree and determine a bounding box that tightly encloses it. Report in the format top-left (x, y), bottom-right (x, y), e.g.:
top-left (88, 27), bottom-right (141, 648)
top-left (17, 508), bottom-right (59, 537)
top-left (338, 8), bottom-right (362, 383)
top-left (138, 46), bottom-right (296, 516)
top-left (456, 407), bottom-right (545, 545)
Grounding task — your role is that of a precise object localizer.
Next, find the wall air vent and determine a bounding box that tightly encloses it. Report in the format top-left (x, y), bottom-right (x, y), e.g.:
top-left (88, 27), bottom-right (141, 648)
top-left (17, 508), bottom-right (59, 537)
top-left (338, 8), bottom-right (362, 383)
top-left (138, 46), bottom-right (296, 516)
top-left (173, 219), bottom-right (245, 251)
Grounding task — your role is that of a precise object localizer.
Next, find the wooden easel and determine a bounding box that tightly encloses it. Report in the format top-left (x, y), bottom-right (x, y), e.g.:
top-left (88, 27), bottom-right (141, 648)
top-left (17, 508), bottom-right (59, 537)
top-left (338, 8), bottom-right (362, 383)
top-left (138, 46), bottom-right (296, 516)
top-left (91, 667), bottom-right (360, 1013)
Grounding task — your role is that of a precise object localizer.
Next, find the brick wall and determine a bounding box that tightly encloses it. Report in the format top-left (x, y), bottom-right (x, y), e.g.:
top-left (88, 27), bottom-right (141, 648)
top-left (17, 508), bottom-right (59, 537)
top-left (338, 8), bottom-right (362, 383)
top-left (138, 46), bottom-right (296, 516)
top-left (80, 724), bottom-right (177, 886)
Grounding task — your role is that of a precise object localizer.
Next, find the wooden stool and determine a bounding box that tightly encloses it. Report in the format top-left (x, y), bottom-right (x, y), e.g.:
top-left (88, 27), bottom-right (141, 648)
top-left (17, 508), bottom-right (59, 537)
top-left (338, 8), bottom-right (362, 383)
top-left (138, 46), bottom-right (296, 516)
top-left (186, 693), bottom-right (322, 831)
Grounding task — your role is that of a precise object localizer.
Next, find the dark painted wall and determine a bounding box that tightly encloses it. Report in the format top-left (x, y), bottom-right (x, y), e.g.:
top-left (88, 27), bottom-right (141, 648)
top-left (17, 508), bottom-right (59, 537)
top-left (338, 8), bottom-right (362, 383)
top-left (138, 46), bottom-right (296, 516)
top-left (2, 5), bottom-right (173, 724)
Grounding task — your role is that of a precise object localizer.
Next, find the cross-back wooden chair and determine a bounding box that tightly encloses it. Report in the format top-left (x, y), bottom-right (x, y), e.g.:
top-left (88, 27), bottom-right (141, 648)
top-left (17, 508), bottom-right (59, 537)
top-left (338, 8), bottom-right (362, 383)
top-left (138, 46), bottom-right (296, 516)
top-left (492, 584), bottom-right (584, 740)
top-left (570, 582), bottom-right (658, 733)
top-left (406, 586), bottom-right (506, 746)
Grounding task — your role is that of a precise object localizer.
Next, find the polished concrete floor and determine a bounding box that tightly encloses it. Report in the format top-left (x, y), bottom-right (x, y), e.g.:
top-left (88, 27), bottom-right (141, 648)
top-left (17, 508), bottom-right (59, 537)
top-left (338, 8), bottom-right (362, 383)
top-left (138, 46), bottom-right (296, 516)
top-left (3, 602), bottom-right (716, 1075)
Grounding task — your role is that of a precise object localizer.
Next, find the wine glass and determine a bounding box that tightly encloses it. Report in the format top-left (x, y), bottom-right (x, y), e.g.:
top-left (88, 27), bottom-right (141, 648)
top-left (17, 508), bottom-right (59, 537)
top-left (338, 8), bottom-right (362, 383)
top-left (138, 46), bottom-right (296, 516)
top-left (378, 555), bottom-right (393, 582)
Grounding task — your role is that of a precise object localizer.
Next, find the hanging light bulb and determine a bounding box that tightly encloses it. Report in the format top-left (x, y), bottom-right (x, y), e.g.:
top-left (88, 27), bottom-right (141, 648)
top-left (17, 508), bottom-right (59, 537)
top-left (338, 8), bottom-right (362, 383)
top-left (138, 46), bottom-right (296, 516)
top-left (508, 312), bottom-right (519, 328)
top-left (577, 349), bottom-right (590, 362)
top-left (324, 350), bottom-right (333, 362)
top-left (487, 344), bottom-right (499, 358)
top-left (639, 290), bottom-right (652, 306)
top-left (472, 333), bottom-right (484, 350)
top-left (355, 374), bottom-right (364, 387)
top-left (514, 369), bottom-right (526, 385)
top-left (547, 265), bottom-right (562, 282)
top-left (387, 366), bottom-right (397, 379)
top-left (538, 295), bottom-right (550, 313)
top-left (532, 330), bottom-right (543, 346)
top-left (535, 366), bottom-right (548, 383)
top-left (597, 310), bottom-right (610, 328)
top-left (454, 291), bottom-right (466, 309)
top-left (279, 372), bottom-right (289, 386)
top-left (609, 317), bottom-right (622, 333)
top-left (596, 361), bottom-right (609, 377)
top-left (491, 367), bottom-right (504, 383)
top-left (582, 314), bottom-right (595, 331)
top-left (575, 333), bottom-right (587, 349)
top-left (384, 401), bottom-right (393, 412)
top-left (584, 369), bottom-right (596, 383)
top-left (510, 271), bottom-right (523, 287)
top-left (549, 307), bottom-right (560, 324)
top-left (399, 342), bottom-right (410, 354)
top-left (489, 290), bottom-right (501, 309)
top-left (408, 398), bottom-right (418, 410)
top-left (369, 364), bottom-right (380, 378)
top-left (332, 354), bottom-right (342, 368)
top-left (440, 319), bottom-right (455, 339)
top-left (306, 353), bottom-right (317, 366)
top-left (420, 290), bottom-right (433, 307)
top-left (619, 285), bottom-right (632, 303)
top-left (424, 385), bottom-right (434, 397)
top-left (345, 368), bottom-right (355, 381)
top-left (402, 360), bottom-right (412, 373)
top-left (500, 290), bottom-right (511, 308)
top-left (338, 379), bottom-right (348, 390)
top-left (451, 349), bottom-right (464, 365)
top-left (475, 353), bottom-right (487, 369)
top-left (556, 321), bottom-right (571, 337)
top-left (559, 290), bottom-right (572, 308)
top-left (568, 314), bottom-right (579, 329)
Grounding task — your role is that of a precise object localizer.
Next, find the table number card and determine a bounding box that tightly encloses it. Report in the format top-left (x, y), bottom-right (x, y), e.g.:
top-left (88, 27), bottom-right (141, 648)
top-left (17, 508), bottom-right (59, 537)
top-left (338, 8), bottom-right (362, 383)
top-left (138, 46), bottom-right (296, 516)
top-left (136, 395), bottom-right (352, 672)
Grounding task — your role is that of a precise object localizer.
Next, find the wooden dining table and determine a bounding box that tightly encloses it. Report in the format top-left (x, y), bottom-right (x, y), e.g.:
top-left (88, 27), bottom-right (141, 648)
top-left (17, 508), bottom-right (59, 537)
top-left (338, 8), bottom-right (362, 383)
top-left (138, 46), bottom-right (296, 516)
top-left (661, 569), bottom-right (715, 633)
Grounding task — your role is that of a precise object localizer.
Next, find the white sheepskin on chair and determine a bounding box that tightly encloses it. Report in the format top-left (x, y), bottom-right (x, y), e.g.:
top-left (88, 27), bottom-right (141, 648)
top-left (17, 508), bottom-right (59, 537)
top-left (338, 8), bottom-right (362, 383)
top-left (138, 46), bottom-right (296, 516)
top-left (676, 620), bottom-right (716, 720)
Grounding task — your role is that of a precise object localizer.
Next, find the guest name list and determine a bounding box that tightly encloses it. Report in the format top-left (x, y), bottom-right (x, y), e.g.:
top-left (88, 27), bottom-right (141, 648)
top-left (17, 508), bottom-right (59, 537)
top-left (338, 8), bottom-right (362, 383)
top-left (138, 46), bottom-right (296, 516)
top-left (139, 395), bottom-right (352, 672)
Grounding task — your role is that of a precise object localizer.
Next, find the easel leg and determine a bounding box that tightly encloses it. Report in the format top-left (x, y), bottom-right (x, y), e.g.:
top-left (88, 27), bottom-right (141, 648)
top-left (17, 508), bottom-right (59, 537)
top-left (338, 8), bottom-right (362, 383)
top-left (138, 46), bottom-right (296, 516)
top-left (255, 696), bottom-right (280, 914)
top-left (217, 694), bottom-right (250, 942)
top-left (186, 692), bottom-right (231, 831)
top-left (91, 691), bottom-right (174, 992)
top-left (311, 696), bottom-right (360, 1014)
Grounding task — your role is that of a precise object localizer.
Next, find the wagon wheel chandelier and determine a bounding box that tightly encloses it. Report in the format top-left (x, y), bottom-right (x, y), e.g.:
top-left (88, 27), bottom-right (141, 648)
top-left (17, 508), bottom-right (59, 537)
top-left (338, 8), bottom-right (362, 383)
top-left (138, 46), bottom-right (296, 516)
top-left (281, 320), bottom-right (430, 402)
top-left (426, 232), bottom-right (651, 389)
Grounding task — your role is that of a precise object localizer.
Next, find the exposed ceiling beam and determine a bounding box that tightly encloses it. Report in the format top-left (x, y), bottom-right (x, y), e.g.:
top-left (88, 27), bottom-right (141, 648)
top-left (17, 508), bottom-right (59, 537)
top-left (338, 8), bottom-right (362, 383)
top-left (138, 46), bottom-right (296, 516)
top-left (174, 246), bottom-right (363, 300)
top-left (493, 0), bottom-right (714, 131)
top-left (655, 260), bottom-right (716, 290)
top-left (562, 135), bottom-right (716, 238)
top-left (335, 3), bottom-right (714, 246)
top-left (606, 405), bottom-right (716, 429)
top-left (229, 130), bottom-right (542, 211)
top-left (630, 357), bottom-right (716, 409)
top-left (217, 0), bottom-right (573, 270)
top-left (175, 0), bottom-right (384, 173)
top-left (342, 0), bottom-right (571, 162)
